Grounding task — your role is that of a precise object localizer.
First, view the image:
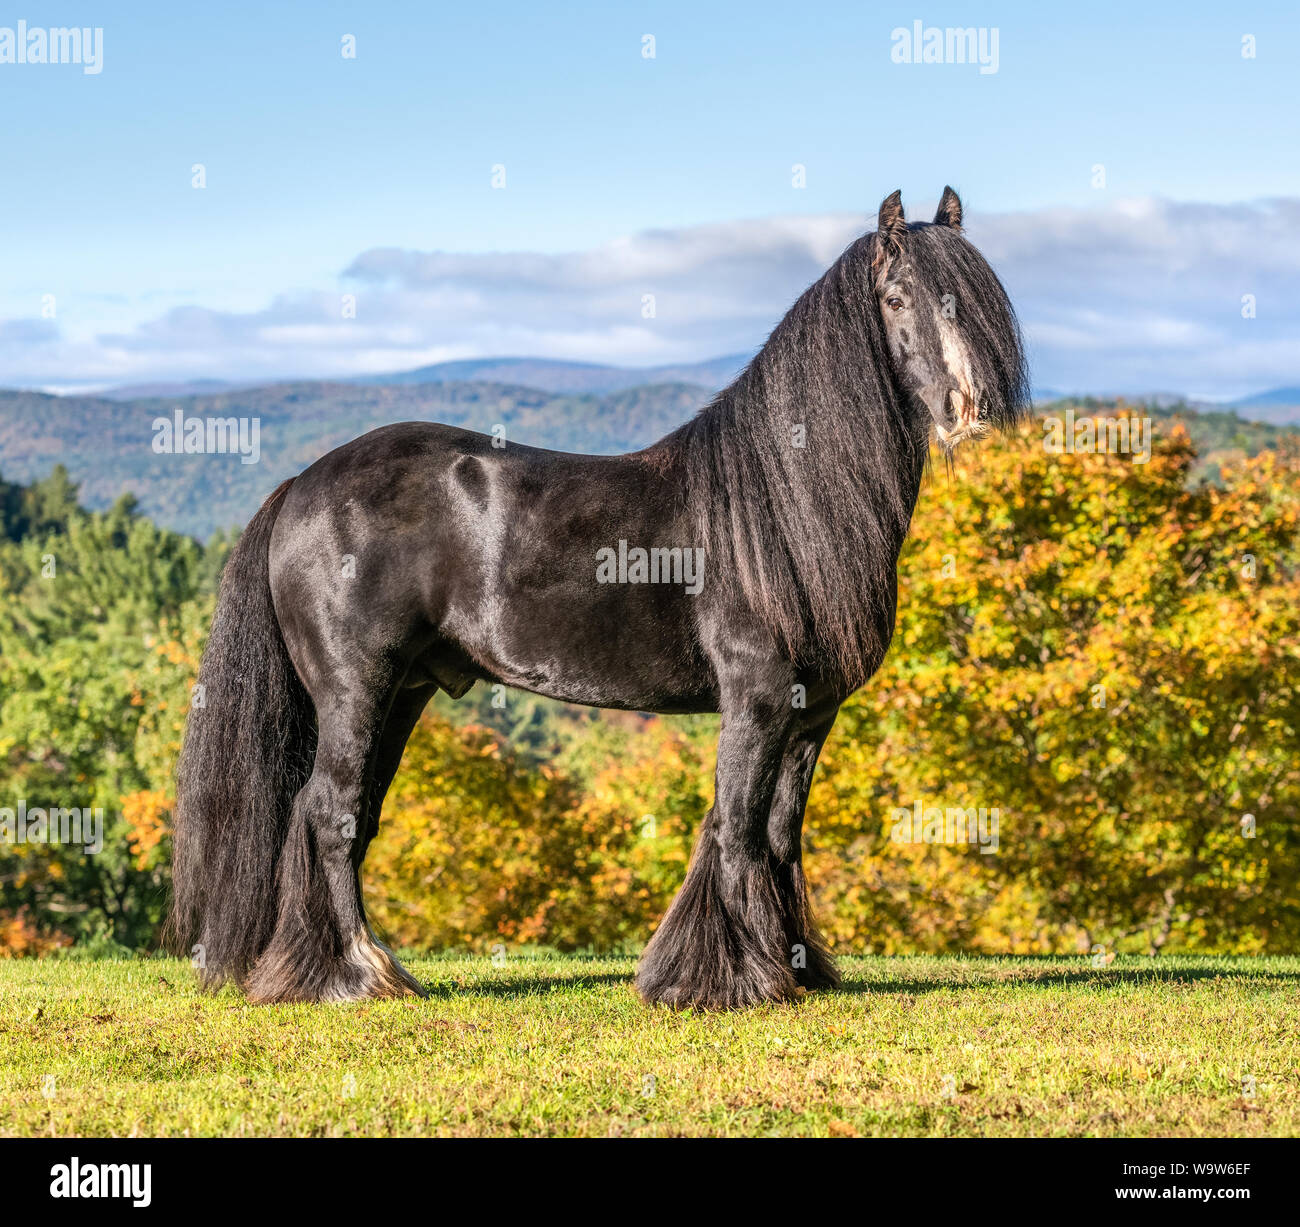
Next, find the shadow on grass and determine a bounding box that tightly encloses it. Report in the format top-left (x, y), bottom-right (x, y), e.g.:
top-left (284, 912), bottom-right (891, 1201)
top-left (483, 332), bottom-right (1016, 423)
top-left (410, 960), bottom-right (1299, 1002)
top-left (837, 962), bottom-right (1300, 997)
top-left (398, 953), bottom-right (1299, 1004)
top-left (417, 971), bottom-right (636, 1000)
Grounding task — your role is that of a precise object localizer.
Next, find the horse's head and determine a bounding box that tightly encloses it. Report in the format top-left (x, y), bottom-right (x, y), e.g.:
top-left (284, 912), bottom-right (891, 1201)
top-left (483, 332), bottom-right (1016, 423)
top-left (870, 187), bottom-right (1029, 450)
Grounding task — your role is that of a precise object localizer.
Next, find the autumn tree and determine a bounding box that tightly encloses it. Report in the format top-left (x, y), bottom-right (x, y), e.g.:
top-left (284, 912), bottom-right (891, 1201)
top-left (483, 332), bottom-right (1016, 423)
top-left (805, 422), bottom-right (1300, 954)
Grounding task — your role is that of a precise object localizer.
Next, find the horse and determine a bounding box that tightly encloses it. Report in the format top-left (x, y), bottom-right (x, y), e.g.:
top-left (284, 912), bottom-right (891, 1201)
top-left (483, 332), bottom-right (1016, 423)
top-left (169, 188), bottom-right (1029, 1009)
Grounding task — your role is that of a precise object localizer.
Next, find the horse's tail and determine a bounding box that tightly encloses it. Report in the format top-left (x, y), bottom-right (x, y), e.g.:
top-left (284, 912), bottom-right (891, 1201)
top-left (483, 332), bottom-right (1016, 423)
top-left (167, 478), bottom-right (315, 989)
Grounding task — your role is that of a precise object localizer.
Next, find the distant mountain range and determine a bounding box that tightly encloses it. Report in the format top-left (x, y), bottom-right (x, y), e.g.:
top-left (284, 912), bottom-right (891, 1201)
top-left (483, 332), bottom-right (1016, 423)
top-left (99, 378), bottom-right (238, 401)
top-left (84, 356), bottom-right (1300, 424)
top-left (100, 355), bottom-right (752, 402)
top-left (1237, 386), bottom-right (1300, 406)
top-left (1233, 387), bottom-right (1300, 425)
top-left (349, 354), bottom-right (752, 395)
top-left (1, 365), bottom-right (1296, 540)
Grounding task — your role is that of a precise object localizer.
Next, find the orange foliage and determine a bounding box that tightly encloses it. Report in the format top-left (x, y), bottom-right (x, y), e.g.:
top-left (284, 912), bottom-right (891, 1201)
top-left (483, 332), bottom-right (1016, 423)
top-left (120, 789), bottom-right (173, 871)
top-left (0, 908), bottom-right (71, 957)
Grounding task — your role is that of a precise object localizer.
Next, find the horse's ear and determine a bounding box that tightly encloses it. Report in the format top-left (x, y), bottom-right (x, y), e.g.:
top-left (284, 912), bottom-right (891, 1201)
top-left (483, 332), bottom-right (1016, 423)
top-left (873, 190), bottom-right (906, 273)
top-left (934, 185), bottom-right (963, 230)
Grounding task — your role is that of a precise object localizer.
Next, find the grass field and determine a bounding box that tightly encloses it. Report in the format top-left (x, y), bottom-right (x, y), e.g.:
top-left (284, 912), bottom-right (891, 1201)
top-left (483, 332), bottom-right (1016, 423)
top-left (1, 953), bottom-right (1297, 1138)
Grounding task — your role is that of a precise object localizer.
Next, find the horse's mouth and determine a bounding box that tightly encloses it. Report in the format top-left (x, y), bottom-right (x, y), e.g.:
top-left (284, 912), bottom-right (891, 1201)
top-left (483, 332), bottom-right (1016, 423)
top-left (934, 420), bottom-right (988, 450)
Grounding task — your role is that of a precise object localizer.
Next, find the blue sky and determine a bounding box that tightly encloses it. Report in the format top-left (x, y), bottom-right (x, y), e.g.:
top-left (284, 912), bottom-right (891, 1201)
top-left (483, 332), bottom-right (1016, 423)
top-left (2, 1), bottom-right (1298, 397)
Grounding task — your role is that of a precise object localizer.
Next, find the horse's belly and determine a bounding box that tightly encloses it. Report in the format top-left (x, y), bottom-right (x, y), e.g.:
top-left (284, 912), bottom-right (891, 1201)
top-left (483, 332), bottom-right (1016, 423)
top-left (435, 589), bottom-right (718, 714)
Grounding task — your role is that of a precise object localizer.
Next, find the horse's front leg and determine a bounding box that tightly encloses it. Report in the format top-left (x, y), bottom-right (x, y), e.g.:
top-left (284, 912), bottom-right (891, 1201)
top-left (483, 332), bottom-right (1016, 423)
top-left (767, 707), bottom-right (841, 991)
top-left (636, 678), bottom-right (800, 1009)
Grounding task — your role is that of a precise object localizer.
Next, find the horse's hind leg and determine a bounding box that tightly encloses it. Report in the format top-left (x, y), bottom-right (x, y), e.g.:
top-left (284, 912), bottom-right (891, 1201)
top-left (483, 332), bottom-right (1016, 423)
top-left (245, 676), bottom-right (424, 1003)
top-left (767, 711), bottom-right (840, 991)
top-left (363, 682), bottom-right (437, 854)
top-left (636, 679), bottom-right (800, 1009)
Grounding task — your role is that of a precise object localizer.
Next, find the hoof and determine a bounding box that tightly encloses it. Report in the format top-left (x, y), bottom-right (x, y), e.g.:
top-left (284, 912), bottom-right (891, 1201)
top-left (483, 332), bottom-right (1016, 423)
top-left (636, 961), bottom-right (802, 1010)
top-left (635, 840), bottom-right (804, 1010)
top-left (244, 929), bottom-right (425, 1003)
top-left (791, 943), bottom-right (841, 992)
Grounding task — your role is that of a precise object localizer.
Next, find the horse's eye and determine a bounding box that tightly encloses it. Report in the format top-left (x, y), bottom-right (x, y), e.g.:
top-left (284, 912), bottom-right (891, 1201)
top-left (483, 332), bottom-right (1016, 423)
top-left (886, 296), bottom-right (904, 312)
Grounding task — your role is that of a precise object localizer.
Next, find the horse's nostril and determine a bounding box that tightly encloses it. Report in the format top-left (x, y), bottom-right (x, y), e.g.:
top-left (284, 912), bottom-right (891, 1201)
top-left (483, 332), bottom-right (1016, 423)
top-left (949, 388), bottom-right (977, 426)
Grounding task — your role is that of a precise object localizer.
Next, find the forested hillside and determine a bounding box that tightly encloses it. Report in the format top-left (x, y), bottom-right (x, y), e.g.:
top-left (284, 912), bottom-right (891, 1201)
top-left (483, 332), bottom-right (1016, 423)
top-left (0, 381), bottom-right (710, 539)
top-left (1, 382), bottom-right (1293, 539)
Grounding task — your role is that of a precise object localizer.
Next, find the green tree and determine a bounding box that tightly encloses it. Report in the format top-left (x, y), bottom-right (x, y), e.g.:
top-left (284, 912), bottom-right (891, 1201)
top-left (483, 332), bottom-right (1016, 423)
top-left (0, 479), bottom-right (221, 948)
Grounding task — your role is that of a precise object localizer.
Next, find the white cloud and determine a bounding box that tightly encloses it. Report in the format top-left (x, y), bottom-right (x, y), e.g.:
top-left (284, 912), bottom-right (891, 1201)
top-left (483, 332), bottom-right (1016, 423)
top-left (2, 198), bottom-right (1297, 400)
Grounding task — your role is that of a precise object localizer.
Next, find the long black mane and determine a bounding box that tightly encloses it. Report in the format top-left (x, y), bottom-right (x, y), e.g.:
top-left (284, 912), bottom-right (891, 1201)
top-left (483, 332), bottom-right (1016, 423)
top-left (653, 223), bottom-right (1029, 687)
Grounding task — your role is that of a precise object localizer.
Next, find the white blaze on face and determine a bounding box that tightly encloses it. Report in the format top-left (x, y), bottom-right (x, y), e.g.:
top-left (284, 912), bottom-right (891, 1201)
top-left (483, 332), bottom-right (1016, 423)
top-left (935, 308), bottom-right (980, 439)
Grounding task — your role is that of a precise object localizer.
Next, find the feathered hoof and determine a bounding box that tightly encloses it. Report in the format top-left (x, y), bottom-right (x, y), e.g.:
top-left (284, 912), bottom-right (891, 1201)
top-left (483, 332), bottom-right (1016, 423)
top-left (793, 955), bottom-right (841, 993)
top-left (787, 932), bottom-right (842, 992)
top-left (635, 841), bottom-right (807, 1010)
top-left (243, 929), bottom-right (426, 1004)
top-left (636, 958), bottom-right (803, 1010)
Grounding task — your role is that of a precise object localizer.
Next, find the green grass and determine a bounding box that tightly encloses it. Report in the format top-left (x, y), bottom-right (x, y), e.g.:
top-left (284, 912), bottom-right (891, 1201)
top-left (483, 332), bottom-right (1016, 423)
top-left (2, 954), bottom-right (1297, 1137)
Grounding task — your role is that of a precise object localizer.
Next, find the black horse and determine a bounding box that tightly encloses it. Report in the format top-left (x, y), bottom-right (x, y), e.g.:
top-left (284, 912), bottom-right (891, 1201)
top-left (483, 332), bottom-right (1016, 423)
top-left (170, 188), bottom-right (1029, 1008)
